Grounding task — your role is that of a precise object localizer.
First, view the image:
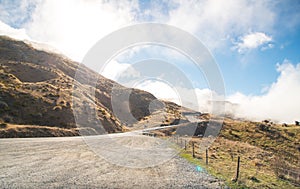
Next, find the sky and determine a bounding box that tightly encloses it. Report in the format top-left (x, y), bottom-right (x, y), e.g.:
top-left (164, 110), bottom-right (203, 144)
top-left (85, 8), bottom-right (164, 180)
top-left (0, 0), bottom-right (300, 123)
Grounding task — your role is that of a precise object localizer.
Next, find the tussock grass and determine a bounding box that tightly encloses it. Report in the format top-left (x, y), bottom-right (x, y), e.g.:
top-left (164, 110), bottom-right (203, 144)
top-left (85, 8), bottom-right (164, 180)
top-left (177, 118), bottom-right (300, 189)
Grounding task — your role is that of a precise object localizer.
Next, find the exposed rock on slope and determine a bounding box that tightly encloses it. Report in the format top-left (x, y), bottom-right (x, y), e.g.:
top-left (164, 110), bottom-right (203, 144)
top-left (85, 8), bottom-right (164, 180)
top-left (0, 36), bottom-right (165, 135)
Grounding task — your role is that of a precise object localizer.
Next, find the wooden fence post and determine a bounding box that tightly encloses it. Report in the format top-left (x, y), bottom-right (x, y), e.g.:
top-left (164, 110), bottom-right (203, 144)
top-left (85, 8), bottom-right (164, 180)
top-left (192, 142), bottom-right (195, 158)
top-left (234, 156), bottom-right (241, 182)
top-left (180, 138), bottom-right (183, 147)
top-left (206, 149), bottom-right (208, 165)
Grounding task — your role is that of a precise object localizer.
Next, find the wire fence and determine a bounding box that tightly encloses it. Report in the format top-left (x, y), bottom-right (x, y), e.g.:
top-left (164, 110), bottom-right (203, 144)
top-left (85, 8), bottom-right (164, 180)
top-left (168, 135), bottom-right (300, 186)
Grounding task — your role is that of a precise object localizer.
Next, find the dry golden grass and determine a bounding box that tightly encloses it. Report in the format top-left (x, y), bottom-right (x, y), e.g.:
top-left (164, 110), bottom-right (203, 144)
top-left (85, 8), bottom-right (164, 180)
top-left (0, 123), bottom-right (80, 137)
top-left (175, 119), bottom-right (300, 189)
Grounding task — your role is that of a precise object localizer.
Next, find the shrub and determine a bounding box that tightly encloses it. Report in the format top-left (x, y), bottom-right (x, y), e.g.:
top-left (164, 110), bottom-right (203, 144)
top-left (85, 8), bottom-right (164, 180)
top-left (3, 115), bottom-right (12, 123)
top-left (0, 101), bottom-right (8, 110)
top-left (257, 123), bottom-right (270, 132)
top-left (286, 132), bottom-right (295, 137)
top-left (101, 109), bottom-right (106, 115)
top-left (0, 122), bottom-right (7, 128)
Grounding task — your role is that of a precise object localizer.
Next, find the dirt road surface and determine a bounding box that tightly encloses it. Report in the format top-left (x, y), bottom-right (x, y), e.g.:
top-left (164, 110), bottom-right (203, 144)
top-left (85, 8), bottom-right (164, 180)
top-left (0, 134), bottom-right (225, 188)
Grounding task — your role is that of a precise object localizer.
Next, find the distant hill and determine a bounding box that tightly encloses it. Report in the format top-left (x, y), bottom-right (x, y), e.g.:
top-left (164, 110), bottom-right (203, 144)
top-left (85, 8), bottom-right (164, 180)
top-left (0, 36), bottom-right (181, 136)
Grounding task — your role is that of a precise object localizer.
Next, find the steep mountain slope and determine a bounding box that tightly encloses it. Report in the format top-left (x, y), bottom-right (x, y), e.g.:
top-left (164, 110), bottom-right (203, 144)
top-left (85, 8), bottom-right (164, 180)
top-left (0, 36), bottom-right (170, 136)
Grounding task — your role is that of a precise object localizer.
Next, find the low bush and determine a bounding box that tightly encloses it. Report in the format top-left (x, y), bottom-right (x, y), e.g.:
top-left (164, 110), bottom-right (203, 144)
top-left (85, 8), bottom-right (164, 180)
top-left (0, 122), bottom-right (7, 128)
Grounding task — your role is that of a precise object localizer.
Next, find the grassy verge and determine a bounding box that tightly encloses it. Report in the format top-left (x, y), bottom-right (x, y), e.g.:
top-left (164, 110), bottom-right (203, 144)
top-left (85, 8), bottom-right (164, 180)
top-left (179, 150), bottom-right (249, 189)
top-left (175, 119), bottom-right (300, 189)
top-left (179, 147), bottom-right (297, 189)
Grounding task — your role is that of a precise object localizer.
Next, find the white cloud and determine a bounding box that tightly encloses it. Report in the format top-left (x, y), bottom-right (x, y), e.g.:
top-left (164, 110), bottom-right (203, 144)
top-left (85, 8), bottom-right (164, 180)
top-left (166, 0), bottom-right (276, 50)
top-left (0, 20), bottom-right (30, 40)
top-left (0, 0), bottom-right (282, 60)
top-left (133, 80), bottom-right (214, 113)
top-left (233, 32), bottom-right (273, 53)
top-left (228, 60), bottom-right (300, 123)
top-left (101, 59), bottom-right (218, 113)
top-left (125, 59), bottom-right (300, 124)
top-left (261, 43), bottom-right (274, 51)
top-left (0, 0), bottom-right (39, 28)
top-left (129, 78), bottom-right (224, 115)
top-left (135, 80), bottom-right (181, 104)
top-left (24, 0), bottom-right (138, 61)
top-left (134, 81), bottom-right (228, 116)
top-left (191, 88), bottom-right (214, 113)
top-left (101, 60), bottom-right (141, 81)
top-left (0, 0), bottom-right (279, 60)
top-left (0, 20), bottom-right (62, 54)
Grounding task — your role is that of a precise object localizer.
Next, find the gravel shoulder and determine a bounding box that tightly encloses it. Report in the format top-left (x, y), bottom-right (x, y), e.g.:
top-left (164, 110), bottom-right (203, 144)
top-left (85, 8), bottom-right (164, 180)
top-left (0, 136), bottom-right (225, 188)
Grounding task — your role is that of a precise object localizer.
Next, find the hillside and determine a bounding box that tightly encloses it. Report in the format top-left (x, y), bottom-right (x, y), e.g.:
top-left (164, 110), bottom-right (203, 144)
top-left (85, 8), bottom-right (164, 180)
top-left (0, 36), bottom-right (180, 136)
top-left (214, 118), bottom-right (300, 188)
top-left (142, 112), bottom-right (300, 188)
top-left (156, 117), bottom-right (300, 188)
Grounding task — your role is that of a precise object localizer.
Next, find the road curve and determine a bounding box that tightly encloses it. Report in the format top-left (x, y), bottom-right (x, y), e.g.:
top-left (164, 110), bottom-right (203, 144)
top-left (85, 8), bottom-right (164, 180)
top-left (0, 135), bottom-right (225, 188)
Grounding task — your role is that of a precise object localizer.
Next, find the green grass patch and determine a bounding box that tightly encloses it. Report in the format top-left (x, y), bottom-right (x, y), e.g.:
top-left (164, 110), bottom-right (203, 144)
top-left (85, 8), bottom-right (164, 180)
top-left (177, 125), bottom-right (299, 189)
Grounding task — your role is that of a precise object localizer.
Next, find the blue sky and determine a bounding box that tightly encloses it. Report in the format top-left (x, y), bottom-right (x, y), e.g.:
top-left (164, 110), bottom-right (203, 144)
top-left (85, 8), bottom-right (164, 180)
top-left (216, 29), bottom-right (300, 94)
top-left (0, 0), bottom-right (300, 122)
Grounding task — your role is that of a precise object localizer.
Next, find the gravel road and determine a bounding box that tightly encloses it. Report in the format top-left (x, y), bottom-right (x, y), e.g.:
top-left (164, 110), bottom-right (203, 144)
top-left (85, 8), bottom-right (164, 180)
top-left (0, 135), bottom-right (225, 188)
